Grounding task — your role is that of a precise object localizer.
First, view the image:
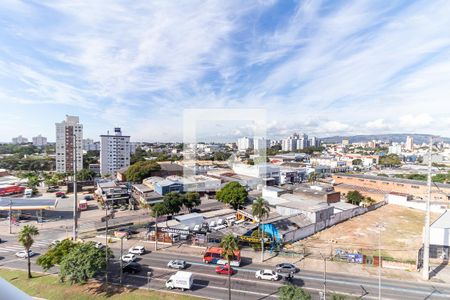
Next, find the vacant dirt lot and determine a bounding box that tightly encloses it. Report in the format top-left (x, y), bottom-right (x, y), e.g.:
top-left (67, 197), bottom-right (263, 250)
top-left (290, 204), bottom-right (440, 262)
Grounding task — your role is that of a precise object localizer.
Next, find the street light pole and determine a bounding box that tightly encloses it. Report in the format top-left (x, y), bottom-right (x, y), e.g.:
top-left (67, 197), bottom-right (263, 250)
top-left (73, 134), bottom-right (78, 241)
top-left (105, 203), bottom-right (109, 286)
top-left (9, 199), bottom-right (12, 234)
top-left (120, 236), bottom-right (123, 284)
top-left (320, 253), bottom-right (327, 300)
top-left (422, 137), bottom-right (433, 280)
top-left (155, 211), bottom-right (158, 251)
top-left (377, 223), bottom-right (384, 300)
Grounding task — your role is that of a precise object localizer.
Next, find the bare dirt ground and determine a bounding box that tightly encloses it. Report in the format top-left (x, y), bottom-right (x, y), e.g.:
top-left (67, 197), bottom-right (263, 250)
top-left (290, 204), bottom-right (440, 262)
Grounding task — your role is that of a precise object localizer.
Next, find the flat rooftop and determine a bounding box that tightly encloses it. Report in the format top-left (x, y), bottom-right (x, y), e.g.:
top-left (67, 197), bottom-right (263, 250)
top-left (0, 198), bottom-right (58, 210)
top-left (334, 173), bottom-right (450, 189)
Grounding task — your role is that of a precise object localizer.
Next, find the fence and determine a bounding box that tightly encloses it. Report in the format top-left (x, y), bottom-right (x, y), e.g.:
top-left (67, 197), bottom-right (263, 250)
top-left (283, 200), bottom-right (387, 243)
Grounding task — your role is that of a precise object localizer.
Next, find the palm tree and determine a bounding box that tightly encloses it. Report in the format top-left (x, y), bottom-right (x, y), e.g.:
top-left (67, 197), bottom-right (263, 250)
top-left (252, 197), bottom-right (270, 262)
top-left (220, 233), bottom-right (239, 300)
top-left (18, 225), bottom-right (39, 278)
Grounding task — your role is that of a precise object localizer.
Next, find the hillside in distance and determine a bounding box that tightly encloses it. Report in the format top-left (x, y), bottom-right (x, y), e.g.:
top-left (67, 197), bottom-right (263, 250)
top-left (320, 134), bottom-right (450, 144)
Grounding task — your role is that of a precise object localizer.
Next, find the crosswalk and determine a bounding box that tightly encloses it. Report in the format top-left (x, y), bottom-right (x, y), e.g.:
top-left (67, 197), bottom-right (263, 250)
top-left (0, 239), bottom-right (54, 254)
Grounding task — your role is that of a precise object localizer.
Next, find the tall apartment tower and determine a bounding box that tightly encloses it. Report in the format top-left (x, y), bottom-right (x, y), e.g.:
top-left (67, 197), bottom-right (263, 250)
top-left (100, 128), bottom-right (131, 176)
top-left (55, 115), bottom-right (83, 173)
top-left (405, 136), bottom-right (414, 151)
top-left (237, 137), bottom-right (254, 151)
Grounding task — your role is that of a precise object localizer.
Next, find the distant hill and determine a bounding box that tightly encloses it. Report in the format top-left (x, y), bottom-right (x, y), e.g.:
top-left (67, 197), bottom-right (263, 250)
top-left (320, 134), bottom-right (450, 144)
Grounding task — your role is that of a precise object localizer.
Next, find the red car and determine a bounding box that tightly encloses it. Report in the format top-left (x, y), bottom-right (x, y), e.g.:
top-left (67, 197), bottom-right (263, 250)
top-left (56, 192), bottom-right (66, 198)
top-left (215, 264), bottom-right (234, 275)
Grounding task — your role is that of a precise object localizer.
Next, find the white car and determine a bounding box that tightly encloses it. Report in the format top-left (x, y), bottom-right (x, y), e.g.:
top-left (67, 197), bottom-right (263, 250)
top-left (167, 259), bottom-right (187, 269)
top-left (16, 250), bottom-right (34, 258)
top-left (121, 254), bottom-right (136, 263)
top-left (255, 269), bottom-right (279, 281)
top-left (128, 246), bottom-right (146, 255)
top-left (94, 242), bottom-right (105, 249)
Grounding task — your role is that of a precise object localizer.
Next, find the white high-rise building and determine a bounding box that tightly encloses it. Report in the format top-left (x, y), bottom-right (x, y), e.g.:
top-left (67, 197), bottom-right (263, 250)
top-left (12, 135), bottom-right (28, 144)
top-left (32, 135), bottom-right (47, 147)
top-left (100, 128), bottom-right (131, 176)
top-left (309, 136), bottom-right (320, 148)
top-left (388, 144), bottom-right (402, 155)
top-left (55, 115), bottom-right (83, 173)
top-left (254, 137), bottom-right (270, 152)
top-left (237, 137), bottom-right (254, 151)
top-left (405, 136), bottom-right (414, 151)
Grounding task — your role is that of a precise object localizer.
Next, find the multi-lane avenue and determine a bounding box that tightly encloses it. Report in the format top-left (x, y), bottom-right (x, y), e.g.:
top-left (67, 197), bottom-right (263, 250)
top-left (1, 236), bottom-right (450, 300)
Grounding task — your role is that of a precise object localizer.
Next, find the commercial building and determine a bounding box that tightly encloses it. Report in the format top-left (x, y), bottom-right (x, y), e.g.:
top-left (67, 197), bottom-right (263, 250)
top-left (100, 128), bottom-right (131, 176)
top-left (429, 210), bottom-right (450, 259)
top-left (332, 174), bottom-right (450, 202)
top-left (232, 163), bottom-right (280, 185)
top-left (11, 135), bottom-right (28, 144)
top-left (237, 137), bottom-right (254, 151)
top-left (95, 181), bottom-right (130, 206)
top-left (55, 115), bottom-right (83, 173)
top-left (154, 175), bottom-right (221, 195)
top-left (32, 135), bottom-right (47, 147)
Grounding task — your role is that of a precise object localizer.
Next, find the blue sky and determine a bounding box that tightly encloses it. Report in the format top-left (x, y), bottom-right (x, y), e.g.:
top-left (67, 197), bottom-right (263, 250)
top-left (1, 0), bottom-right (450, 142)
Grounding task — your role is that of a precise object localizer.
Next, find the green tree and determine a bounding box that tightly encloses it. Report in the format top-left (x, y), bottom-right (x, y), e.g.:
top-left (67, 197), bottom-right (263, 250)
top-left (308, 172), bottom-right (319, 183)
top-left (59, 242), bottom-right (114, 284)
top-left (278, 284), bottom-right (311, 300)
top-left (77, 169), bottom-right (96, 181)
top-left (213, 151), bottom-right (231, 161)
top-left (220, 233), bottom-right (239, 300)
top-left (18, 225), bottom-right (39, 278)
top-left (331, 294), bottom-right (350, 300)
top-left (151, 202), bottom-right (170, 226)
top-left (37, 239), bottom-right (76, 271)
top-left (346, 190), bottom-right (364, 205)
top-left (164, 192), bottom-right (183, 218)
top-left (125, 160), bottom-right (161, 183)
top-left (216, 182), bottom-right (248, 210)
top-left (252, 197), bottom-right (270, 262)
top-left (82, 150), bottom-right (99, 169)
top-left (379, 154), bottom-right (401, 167)
top-left (130, 147), bottom-right (148, 164)
top-left (352, 159), bottom-right (362, 165)
top-left (183, 192), bottom-right (201, 213)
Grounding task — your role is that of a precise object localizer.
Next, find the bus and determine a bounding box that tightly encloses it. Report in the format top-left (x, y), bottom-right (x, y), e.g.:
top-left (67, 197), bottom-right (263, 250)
top-left (203, 247), bottom-right (241, 267)
top-left (0, 185), bottom-right (25, 197)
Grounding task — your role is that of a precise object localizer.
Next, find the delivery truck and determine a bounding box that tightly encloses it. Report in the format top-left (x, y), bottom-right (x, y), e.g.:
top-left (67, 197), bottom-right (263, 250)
top-left (165, 271), bottom-right (193, 291)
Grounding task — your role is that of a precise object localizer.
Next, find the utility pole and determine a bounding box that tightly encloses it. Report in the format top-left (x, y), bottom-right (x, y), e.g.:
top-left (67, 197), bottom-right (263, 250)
top-left (120, 236), bottom-right (124, 284)
top-left (9, 199), bottom-right (12, 234)
top-left (422, 136), bottom-right (433, 280)
top-left (155, 211), bottom-right (158, 251)
top-left (73, 134), bottom-right (78, 241)
top-left (320, 253), bottom-right (327, 300)
top-left (105, 203), bottom-right (109, 286)
top-left (377, 223), bottom-right (384, 300)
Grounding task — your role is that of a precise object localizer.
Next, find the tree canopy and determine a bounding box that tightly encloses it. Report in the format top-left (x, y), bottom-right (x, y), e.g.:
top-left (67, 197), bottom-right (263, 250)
top-left (125, 160), bottom-right (161, 183)
top-left (216, 182), bottom-right (248, 210)
top-left (278, 284), bottom-right (311, 300)
top-left (37, 239), bottom-right (77, 271)
top-left (59, 241), bottom-right (114, 284)
top-left (346, 190), bottom-right (364, 205)
top-left (77, 169), bottom-right (96, 181)
top-left (183, 192), bottom-right (201, 212)
top-left (379, 154), bottom-right (401, 166)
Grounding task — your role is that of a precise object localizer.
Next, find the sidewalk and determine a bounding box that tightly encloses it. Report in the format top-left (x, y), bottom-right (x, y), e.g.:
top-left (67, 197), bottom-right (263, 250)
top-left (88, 236), bottom-right (450, 286)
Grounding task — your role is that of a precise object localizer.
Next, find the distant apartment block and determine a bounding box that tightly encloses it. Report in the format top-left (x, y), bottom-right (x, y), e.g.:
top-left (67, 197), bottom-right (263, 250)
top-left (388, 144), bottom-right (402, 155)
top-left (237, 137), bottom-right (253, 151)
top-left (11, 135), bottom-right (28, 144)
top-left (100, 127), bottom-right (131, 176)
top-left (253, 137), bottom-right (270, 152)
top-left (83, 139), bottom-right (100, 151)
top-left (55, 115), bottom-right (83, 173)
top-left (32, 135), bottom-right (47, 147)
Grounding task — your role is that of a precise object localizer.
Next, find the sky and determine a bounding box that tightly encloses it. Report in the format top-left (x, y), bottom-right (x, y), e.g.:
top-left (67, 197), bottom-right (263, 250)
top-left (1, 0), bottom-right (450, 142)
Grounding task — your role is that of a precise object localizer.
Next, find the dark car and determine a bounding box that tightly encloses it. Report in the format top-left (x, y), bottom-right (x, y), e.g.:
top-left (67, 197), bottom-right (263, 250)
top-left (275, 263), bottom-right (298, 275)
top-left (118, 227), bottom-right (139, 235)
top-left (84, 195), bottom-right (94, 201)
top-left (123, 262), bottom-right (142, 274)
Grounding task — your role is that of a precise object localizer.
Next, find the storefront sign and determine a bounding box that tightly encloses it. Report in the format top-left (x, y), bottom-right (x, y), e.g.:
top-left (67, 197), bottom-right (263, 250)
top-left (160, 227), bottom-right (190, 235)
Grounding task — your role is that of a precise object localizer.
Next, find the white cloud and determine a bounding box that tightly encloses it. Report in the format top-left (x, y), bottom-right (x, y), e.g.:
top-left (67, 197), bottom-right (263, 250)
top-left (399, 114), bottom-right (433, 128)
top-left (365, 119), bottom-right (389, 130)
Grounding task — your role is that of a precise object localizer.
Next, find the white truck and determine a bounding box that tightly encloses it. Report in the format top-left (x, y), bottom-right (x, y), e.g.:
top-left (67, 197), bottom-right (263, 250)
top-left (165, 271), bottom-right (193, 291)
top-left (24, 188), bottom-right (33, 198)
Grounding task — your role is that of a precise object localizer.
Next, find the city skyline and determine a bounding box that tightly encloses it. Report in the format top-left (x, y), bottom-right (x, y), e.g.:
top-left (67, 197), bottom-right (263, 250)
top-left (1, 1), bottom-right (450, 141)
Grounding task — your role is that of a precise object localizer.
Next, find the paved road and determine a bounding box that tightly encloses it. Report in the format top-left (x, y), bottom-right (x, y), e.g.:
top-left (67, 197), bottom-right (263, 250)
top-left (1, 237), bottom-right (449, 300)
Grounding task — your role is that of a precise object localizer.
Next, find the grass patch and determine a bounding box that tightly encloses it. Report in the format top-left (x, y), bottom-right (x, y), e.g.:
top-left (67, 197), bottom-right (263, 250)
top-left (0, 268), bottom-right (202, 300)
